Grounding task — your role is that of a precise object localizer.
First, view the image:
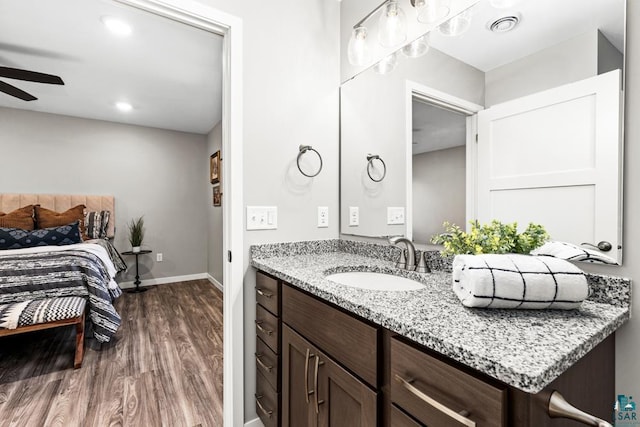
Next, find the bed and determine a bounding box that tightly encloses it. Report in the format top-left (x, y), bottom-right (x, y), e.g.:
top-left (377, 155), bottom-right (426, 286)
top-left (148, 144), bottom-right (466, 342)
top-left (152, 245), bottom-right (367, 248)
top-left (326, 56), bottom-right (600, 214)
top-left (0, 194), bottom-right (125, 343)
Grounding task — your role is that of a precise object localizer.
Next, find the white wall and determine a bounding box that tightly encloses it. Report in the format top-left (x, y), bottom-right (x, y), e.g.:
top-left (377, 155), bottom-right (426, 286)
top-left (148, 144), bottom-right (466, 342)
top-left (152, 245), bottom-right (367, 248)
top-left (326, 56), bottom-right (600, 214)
top-left (200, 0), bottom-right (341, 421)
top-left (412, 146), bottom-right (466, 244)
top-left (206, 122), bottom-right (223, 285)
top-left (0, 107), bottom-right (209, 283)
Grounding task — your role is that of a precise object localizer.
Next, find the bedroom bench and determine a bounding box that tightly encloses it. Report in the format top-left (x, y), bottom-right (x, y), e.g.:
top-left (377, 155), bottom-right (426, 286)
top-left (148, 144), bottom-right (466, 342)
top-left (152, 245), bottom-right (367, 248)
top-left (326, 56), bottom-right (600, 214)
top-left (0, 296), bottom-right (87, 368)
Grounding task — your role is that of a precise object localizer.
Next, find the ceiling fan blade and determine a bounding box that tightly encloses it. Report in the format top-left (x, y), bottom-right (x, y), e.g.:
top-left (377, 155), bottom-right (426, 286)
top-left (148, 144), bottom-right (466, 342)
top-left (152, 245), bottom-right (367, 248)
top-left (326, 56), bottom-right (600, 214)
top-left (0, 66), bottom-right (64, 85)
top-left (0, 80), bottom-right (37, 101)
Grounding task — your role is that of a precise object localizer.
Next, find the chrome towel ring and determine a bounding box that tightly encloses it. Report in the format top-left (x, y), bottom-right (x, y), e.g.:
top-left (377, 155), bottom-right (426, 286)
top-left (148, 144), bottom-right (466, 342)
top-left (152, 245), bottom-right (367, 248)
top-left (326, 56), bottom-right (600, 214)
top-left (366, 154), bottom-right (386, 182)
top-left (297, 145), bottom-right (323, 177)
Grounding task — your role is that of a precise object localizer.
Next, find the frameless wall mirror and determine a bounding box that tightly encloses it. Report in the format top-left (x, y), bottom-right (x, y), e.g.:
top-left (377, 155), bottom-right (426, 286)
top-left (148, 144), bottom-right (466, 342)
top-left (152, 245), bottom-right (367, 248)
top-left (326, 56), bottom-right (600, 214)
top-left (339, 0), bottom-right (626, 264)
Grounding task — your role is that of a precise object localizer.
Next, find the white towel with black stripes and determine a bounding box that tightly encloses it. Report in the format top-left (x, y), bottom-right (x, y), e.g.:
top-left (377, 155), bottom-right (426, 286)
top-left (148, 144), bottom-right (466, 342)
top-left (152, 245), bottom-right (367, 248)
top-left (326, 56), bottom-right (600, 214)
top-left (452, 254), bottom-right (589, 309)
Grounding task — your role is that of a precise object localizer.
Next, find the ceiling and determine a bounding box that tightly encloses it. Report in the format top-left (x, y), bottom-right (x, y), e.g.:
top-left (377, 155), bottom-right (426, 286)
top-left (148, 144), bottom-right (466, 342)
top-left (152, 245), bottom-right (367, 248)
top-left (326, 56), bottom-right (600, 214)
top-left (0, 0), bottom-right (223, 134)
top-left (412, 100), bottom-right (466, 155)
top-left (430, 0), bottom-right (625, 72)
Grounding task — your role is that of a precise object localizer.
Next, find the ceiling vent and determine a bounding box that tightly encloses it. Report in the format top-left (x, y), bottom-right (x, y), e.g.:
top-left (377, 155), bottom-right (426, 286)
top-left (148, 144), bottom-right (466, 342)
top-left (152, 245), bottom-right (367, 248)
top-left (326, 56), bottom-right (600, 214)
top-left (488, 15), bottom-right (521, 33)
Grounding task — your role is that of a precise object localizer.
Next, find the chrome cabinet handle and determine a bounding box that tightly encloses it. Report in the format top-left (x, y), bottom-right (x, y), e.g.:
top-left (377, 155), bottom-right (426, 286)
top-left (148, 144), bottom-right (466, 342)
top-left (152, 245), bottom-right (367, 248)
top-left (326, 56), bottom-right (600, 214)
top-left (256, 287), bottom-right (273, 298)
top-left (581, 241), bottom-right (613, 252)
top-left (314, 355), bottom-right (325, 414)
top-left (255, 394), bottom-right (273, 418)
top-left (255, 353), bottom-right (273, 372)
top-left (395, 374), bottom-right (476, 427)
top-left (304, 349), bottom-right (315, 403)
top-left (255, 320), bottom-right (273, 336)
top-left (548, 391), bottom-right (612, 427)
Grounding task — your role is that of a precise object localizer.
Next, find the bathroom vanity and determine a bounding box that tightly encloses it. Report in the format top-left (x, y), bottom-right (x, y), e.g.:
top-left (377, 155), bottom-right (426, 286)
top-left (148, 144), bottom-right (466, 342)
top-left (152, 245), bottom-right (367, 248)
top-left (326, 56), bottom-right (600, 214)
top-left (251, 241), bottom-right (630, 427)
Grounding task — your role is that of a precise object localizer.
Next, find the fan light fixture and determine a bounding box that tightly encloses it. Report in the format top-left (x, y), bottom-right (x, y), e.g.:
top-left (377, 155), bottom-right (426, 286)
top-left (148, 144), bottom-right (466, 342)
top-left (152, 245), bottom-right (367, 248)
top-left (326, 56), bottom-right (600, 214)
top-left (101, 16), bottom-right (133, 37)
top-left (115, 101), bottom-right (133, 112)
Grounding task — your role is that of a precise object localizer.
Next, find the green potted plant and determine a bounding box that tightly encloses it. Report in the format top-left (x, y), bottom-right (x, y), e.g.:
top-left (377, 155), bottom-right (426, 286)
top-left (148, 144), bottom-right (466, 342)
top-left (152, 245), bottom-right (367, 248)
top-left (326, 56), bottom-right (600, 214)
top-left (128, 216), bottom-right (145, 253)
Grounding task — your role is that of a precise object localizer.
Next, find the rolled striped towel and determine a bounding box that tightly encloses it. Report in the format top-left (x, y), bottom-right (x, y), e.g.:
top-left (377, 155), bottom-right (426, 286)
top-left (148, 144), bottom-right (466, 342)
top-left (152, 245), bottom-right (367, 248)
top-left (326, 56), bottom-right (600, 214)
top-left (452, 254), bottom-right (588, 309)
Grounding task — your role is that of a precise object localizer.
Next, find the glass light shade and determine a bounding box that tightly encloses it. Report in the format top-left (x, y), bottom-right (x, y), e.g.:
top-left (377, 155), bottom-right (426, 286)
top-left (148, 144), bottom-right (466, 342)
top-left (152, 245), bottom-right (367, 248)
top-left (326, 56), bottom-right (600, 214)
top-left (439, 9), bottom-right (472, 37)
top-left (373, 52), bottom-right (399, 75)
top-left (401, 34), bottom-right (430, 58)
top-left (378, 1), bottom-right (407, 47)
top-left (416, 0), bottom-right (450, 24)
top-left (347, 27), bottom-right (371, 66)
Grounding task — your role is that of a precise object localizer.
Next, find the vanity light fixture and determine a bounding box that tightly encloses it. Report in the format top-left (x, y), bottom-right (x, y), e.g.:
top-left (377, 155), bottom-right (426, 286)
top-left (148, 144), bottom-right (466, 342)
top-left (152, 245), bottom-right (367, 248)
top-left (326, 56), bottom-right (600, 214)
top-left (348, 27), bottom-right (372, 66)
top-left (115, 101), bottom-right (133, 112)
top-left (378, 1), bottom-right (408, 47)
top-left (402, 34), bottom-right (430, 58)
top-left (439, 8), bottom-right (473, 37)
top-left (101, 16), bottom-right (133, 37)
top-left (373, 52), bottom-right (399, 74)
top-left (412, 0), bottom-right (450, 24)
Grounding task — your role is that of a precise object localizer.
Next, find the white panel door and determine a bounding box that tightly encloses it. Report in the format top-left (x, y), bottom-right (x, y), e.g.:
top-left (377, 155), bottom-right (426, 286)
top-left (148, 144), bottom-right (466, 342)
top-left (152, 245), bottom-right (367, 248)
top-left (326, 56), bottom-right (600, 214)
top-left (477, 69), bottom-right (623, 262)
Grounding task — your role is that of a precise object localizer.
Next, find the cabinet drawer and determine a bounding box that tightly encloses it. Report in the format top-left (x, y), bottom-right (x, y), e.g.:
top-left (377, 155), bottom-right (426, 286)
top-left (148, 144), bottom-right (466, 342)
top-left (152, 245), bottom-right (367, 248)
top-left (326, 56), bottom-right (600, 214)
top-left (256, 370), bottom-right (279, 427)
top-left (282, 284), bottom-right (378, 388)
top-left (391, 337), bottom-right (506, 427)
top-left (256, 271), bottom-right (280, 316)
top-left (256, 336), bottom-right (279, 391)
top-left (390, 405), bottom-right (423, 427)
top-left (256, 304), bottom-right (279, 353)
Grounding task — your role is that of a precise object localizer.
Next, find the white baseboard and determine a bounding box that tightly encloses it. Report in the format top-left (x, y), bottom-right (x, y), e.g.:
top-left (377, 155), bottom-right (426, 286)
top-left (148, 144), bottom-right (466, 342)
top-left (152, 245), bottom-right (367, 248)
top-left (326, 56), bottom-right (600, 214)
top-left (244, 418), bottom-right (264, 427)
top-left (118, 273), bottom-right (209, 289)
top-left (207, 273), bottom-right (224, 291)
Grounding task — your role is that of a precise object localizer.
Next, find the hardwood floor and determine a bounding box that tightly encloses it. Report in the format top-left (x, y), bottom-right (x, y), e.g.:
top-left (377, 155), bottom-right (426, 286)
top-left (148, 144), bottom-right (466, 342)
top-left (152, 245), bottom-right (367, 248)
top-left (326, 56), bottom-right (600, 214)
top-left (0, 279), bottom-right (223, 427)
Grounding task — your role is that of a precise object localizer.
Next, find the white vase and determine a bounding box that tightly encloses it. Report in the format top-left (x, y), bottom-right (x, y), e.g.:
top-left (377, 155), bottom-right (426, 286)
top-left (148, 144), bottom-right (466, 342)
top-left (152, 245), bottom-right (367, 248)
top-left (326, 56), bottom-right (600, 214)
top-left (132, 246), bottom-right (141, 253)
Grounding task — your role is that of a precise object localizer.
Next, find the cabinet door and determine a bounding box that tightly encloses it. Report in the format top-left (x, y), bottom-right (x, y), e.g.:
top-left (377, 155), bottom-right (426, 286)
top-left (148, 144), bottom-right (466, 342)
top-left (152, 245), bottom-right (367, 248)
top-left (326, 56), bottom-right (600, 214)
top-left (316, 348), bottom-right (378, 427)
top-left (282, 325), bottom-right (317, 427)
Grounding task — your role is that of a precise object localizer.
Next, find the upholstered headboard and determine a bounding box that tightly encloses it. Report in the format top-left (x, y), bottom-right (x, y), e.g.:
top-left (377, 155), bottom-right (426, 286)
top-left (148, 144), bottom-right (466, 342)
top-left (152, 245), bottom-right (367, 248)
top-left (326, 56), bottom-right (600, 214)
top-left (0, 193), bottom-right (115, 238)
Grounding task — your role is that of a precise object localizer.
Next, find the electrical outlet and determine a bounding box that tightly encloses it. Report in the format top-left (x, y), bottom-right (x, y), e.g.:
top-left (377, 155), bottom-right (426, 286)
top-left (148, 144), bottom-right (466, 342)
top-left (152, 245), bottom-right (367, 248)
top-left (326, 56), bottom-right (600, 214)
top-left (156, 253), bottom-right (163, 262)
top-left (246, 206), bottom-right (278, 230)
top-left (318, 206), bottom-right (329, 228)
top-left (387, 207), bottom-right (405, 225)
top-left (349, 207), bottom-right (359, 226)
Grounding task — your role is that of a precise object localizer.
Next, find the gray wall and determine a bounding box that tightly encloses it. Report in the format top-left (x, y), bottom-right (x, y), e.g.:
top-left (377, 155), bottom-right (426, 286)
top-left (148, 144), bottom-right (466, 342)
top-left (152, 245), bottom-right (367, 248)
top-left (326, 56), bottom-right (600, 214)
top-left (0, 107), bottom-right (209, 283)
top-left (206, 121), bottom-right (223, 285)
top-left (200, 0), bottom-right (341, 421)
top-left (412, 146), bottom-right (466, 244)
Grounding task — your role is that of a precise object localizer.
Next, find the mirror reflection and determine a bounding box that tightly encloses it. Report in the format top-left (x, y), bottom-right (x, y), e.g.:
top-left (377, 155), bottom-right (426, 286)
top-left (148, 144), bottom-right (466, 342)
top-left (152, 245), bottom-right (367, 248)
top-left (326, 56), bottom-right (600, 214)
top-left (340, 0), bottom-right (625, 263)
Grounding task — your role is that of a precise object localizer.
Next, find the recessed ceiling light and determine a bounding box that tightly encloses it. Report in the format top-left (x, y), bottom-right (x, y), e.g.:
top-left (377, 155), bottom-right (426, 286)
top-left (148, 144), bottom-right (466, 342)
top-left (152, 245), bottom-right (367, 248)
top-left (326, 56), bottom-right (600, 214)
top-left (115, 101), bottom-right (133, 112)
top-left (488, 15), bottom-right (521, 33)
top-left (101, 16), bottom-right (132, 37)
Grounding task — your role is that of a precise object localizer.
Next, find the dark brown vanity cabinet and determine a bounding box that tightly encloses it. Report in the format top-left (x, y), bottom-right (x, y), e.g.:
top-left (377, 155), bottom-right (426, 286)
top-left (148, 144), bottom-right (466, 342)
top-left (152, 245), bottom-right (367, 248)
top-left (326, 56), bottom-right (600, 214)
top-left (255, 271), bottom-right (282, 427)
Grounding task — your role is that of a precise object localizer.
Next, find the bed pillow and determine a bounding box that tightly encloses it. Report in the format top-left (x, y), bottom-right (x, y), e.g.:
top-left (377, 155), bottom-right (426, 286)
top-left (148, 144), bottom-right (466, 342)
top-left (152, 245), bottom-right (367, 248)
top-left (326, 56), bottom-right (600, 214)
top-left (85, 210), bottom-right (111, 239)
top-left (0, 221), bottom-right (83, 250)
top-left (35, 204), bottom-right (87, 239)
top-left (0, 205), bottom-right (35, 230)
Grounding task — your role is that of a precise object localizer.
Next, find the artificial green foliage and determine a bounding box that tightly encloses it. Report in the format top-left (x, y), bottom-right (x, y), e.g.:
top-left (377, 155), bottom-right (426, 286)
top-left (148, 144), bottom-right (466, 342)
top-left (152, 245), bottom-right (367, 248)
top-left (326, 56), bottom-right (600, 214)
top-left (128, 216), bottom-right (145, 247)
top-left (431, 220), bottom-right (549, 256)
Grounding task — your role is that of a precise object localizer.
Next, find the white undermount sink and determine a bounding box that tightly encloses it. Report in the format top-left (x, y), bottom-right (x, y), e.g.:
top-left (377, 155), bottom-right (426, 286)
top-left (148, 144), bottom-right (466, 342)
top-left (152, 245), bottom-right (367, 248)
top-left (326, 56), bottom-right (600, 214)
top-left (324, 271), bottom-right (426, 291)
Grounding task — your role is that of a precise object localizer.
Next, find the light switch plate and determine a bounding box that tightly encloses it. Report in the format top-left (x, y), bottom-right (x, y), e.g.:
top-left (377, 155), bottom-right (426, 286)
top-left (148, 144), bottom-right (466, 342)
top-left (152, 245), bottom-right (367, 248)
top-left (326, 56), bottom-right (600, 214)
top-left (349, 207), bottom-right (359, 226)
top-left (387, 207), bottom-right (405, 225)
top-left (246, 206), bottom-right (278, 230)
top-left (318, 206), bottom-right (329, 228)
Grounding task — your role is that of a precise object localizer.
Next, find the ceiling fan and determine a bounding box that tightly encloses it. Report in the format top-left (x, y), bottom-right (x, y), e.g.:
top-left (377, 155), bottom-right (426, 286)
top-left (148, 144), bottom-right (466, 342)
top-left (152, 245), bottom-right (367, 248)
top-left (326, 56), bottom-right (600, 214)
top-left (0, 66), bottom-right (64, 101)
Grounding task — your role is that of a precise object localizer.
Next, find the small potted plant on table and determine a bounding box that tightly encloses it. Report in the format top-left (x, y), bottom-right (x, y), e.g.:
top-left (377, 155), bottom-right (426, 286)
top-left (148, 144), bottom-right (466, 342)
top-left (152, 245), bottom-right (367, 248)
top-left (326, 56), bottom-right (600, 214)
top-left (128, 216), bottom-right (145, 253)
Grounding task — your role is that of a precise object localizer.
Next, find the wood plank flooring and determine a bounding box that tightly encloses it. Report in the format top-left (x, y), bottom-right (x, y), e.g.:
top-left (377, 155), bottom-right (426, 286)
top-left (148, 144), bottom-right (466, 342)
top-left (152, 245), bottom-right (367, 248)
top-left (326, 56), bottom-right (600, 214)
top-left (0, 279), bottom-right (223, 427)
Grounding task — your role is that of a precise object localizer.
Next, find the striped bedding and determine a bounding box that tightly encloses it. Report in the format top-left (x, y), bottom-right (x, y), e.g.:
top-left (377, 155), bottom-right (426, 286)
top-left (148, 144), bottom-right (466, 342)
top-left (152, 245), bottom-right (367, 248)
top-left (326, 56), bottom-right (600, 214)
top-left (0, 243), bottom-right (123, 342)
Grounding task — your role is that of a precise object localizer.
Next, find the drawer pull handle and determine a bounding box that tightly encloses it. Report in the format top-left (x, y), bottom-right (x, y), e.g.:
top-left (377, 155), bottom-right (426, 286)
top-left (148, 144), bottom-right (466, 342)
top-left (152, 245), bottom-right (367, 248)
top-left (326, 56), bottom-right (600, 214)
top-left (548, 391), bottom-right (612, 427)
top-left (304, 349), bottom-right (315, 404)
top-left (314, 355), bottom-right (325, 414)
top-left (255, 320), bottom-right (273, 336)
top-left (395, 374), bottom-right (476, 427)
top-left (255, 353), bottom-right (273, 372)
top-left (256, 287), bottom-right (273, 298)
top-left (255, 394), bottom-right (273, 418)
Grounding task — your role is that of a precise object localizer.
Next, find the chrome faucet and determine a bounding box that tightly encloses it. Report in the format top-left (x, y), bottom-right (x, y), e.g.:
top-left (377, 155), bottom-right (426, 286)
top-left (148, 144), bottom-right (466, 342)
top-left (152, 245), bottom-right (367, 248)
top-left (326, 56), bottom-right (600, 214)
top-left (389, 236), bottom-right (416, 271)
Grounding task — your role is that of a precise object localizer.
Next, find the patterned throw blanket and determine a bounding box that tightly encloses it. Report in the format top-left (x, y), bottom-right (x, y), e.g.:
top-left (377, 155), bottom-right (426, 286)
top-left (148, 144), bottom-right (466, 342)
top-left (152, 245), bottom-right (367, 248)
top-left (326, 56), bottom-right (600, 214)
top-left (0, 249), bottom-right (121, 342)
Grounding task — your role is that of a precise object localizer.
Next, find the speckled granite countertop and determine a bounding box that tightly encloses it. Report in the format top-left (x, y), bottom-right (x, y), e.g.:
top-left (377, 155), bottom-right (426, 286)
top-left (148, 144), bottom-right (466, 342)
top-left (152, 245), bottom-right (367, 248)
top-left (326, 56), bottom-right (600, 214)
top-left (250, 240), bottom-right (631, 394)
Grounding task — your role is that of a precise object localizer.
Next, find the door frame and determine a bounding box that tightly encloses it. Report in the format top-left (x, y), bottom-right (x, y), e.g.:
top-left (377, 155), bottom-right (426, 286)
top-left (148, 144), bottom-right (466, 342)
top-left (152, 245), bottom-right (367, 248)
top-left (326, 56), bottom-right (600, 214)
top-left (405, 81), bottom-right (483, 239)
top-left (114, 1), bottom-right (243, 425)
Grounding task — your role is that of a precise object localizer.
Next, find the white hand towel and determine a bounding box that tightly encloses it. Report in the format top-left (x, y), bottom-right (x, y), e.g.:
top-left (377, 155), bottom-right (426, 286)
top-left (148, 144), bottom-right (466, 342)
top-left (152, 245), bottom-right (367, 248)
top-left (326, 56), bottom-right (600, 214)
top-left (530, 241), bottom-right (618, 265)
top-left (452, 254), bottom-right (588, 309)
